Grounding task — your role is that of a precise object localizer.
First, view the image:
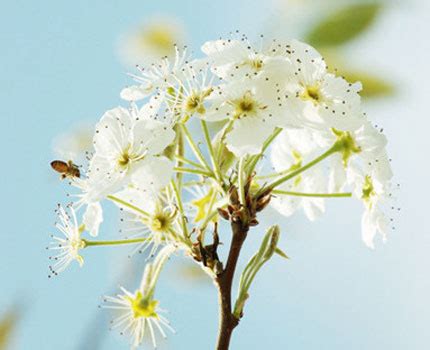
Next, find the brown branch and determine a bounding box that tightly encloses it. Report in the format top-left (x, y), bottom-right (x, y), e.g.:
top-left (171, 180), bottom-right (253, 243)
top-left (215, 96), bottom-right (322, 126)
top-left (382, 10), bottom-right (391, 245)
top-left (215, 220), bottom-right (249, 350)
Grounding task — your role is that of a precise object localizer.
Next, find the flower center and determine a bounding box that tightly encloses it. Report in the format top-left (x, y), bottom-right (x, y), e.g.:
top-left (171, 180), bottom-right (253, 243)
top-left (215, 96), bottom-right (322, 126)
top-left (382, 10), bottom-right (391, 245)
top-left (185, 94), bottom-right (205, 115)
top-left (128, 292), bottom-right (159, 319)
top-left (151, 215), bottom-right (168, 232)
top-left (361, 175), bottom-right (376, 204)
top-left (118, 152), bottom-right (131, 167)
top-left (148, 209), bottom-right (176, 232)
top-left (184, 88), bottom-right (213, 116)
top-left (70, 238), bottom-right (85, 251)
top-left (301, 85), bottom-right (322, 104)
top-left (117, 145), bottom-right (141, 169)
top-left (248, 57), bottom-right (263, 70)
top-left (331, 128), bottom-right (361, 166)
top-left (239, 99), bottom-right (255, 112)
top-left (232, 91), bottom-right (266, 119)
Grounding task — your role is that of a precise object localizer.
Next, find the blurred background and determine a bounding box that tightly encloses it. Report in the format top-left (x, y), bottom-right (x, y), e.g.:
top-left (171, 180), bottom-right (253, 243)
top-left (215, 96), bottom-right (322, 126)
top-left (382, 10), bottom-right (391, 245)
top-left (1, 0), bottom-right (429, 349)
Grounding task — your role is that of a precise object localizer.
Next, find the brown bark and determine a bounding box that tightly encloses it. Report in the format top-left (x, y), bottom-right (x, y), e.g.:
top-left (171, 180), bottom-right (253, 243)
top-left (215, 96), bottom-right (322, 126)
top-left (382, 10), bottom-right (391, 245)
top-left (215, 221), bottom-right (249, 350)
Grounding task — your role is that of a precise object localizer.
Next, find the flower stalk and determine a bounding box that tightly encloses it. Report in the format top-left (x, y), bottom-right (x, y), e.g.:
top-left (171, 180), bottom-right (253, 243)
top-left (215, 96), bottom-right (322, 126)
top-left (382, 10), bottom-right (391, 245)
top-left (83, 238), bottom-right (149, 247)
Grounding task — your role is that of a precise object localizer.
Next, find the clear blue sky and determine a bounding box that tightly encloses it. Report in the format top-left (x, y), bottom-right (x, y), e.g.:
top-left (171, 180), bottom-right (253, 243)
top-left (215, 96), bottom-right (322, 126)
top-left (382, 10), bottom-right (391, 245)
top-left (1, 0), bottom-right (429, 349)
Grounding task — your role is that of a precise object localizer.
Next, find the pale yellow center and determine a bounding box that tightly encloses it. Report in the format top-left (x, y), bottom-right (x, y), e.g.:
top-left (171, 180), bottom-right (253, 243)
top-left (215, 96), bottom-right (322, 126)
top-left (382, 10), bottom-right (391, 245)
top-left (301, 85), bottom-right (322, 105)
top-left (127, 291), bottom-right (159, 319)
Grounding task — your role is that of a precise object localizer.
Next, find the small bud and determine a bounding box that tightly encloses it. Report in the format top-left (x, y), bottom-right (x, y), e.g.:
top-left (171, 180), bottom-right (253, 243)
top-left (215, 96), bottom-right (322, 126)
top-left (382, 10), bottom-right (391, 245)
top-left (244, 176), bottom-right (253, 195)
top-left (231, 214), bottom-right (241, 223)
top-left (214, 261), bottom-right (224, 275)
top-left (249, 218), bottom-right (259, 226)
top-left (256, 194), bottom-right (271, 212)
top-left (257, 187), bottom-right (272, 200)
top-left (263, 225), bottom-right (280, 260)
top-left (229, 185), bottom-right (240, 205)
top-left (217, 208), bottom-right (230, 221)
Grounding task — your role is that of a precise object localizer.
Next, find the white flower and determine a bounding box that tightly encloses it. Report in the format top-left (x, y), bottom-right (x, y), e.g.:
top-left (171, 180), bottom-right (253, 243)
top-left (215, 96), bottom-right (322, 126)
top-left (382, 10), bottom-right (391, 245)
top-left (105, 287), bottom-right (173, 349)
top-left (325, 123), bottom-right (390, 191)
top-left (279, 40), bottom-right (364, 131)
top-left (130, 156), bottom-right (175, 197)
top-left (121, 46), bottom-right (189, 101)
top-left (112, 187), bottom-right (178, 256)
top-left (269, 129), bottom-right (327, 220)
top-left (201, 36), bottom-right (292, 83)
top-left (47, 205), bottom-right (85, 276)
top-left (354, 172), bottom-right (392, 249)
top-left (82, 202), bottom-right (103, 237)
top-left (346, 147), bottom-right (394, 248)
top-left (70, 169), bottom-right (110, 238)
top-left (92, 106), bottom-right (175, 191)
top-left (361, 206), bottom-right (389, 249)
top-left (70, 106), bottom-right (175, 237)
top-left (163, 61), bottom-right (215, 122)
top-left (104, 245), bottom-right (176, 349)
top-left (205, 78), bottom-right (282, 156)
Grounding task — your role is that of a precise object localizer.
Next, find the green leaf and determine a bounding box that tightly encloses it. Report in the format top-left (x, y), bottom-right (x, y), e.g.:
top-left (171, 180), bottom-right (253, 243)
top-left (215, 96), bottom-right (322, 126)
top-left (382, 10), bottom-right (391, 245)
top-left (275, 247), bottom-right (290, 260)
top-left (306, 3), bottom-right (382, 47)
top-left (322, 50), bottom-right (395, 99)
top-left (0, 310), bottom-right (19, 350)
top-left (338, 70), bottom-right (395, 98)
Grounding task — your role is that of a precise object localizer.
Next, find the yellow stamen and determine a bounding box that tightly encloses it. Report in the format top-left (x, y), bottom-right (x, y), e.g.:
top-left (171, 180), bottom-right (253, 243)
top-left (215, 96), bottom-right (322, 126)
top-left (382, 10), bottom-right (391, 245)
top-left (127, 291), bottom-right (159, 319)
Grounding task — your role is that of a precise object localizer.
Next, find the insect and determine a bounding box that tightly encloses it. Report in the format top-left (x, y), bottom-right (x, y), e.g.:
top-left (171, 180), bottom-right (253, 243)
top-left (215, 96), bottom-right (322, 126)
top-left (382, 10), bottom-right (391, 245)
top-left (50, 160), bottom-right (81, 179)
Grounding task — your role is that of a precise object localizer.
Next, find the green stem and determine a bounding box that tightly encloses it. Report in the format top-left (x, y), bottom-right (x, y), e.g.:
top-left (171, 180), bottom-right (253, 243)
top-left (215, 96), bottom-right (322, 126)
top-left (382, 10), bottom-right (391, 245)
top-left (216, 119), bottom-right (234, 161)
top-left (83, 238), bottom-right (148, 247)
top-left (107, 195), bottom-right (150, 218)
top-left (180, 123), bottom-right (213, 173)
top-left (201, 120), bottom-right (223, 185)
top-left (259, 144), bottom-right (339, 195)
top-left (273, 190), bottom-right (352, 198)
top-left (176, 127), bottom-right (185, 188)
top-left (174, 155), bottom-right (206, 170)
top-left (246, 127), bottom-right (282, 175)
top-left (255, 169), bottom-right (292, 181)
top-left (170, 180), bottom-right (189, 239)
top-left (174, 167), bottom-right (213, 177)
top-left (238, 157), bottom-right (246, 207)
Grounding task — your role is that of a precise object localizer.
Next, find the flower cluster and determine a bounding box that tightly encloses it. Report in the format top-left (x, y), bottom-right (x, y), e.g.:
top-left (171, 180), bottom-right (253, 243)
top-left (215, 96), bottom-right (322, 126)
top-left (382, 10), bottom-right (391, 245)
top-left (49, 33), bottom-right (395, 348)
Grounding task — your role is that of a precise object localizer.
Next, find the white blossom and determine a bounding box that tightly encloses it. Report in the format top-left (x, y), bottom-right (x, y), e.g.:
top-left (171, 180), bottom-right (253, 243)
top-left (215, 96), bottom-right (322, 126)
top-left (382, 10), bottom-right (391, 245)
top-left (205, 78), bottom-right (282, 156)
top-left (91, 106), bottom-right (175, 190)
top-left (270, 128), bottom-right (327, 220)
top-left (112, 187), bottom-right (179, 256)
top-left (279, 40), bottom-right (364, 132)
top-left (47, 205), bottom-right (85, 276)
top-left (103, 245), bottom-right (176, 349)
top-left (121, 46), bottom-right (189, 101)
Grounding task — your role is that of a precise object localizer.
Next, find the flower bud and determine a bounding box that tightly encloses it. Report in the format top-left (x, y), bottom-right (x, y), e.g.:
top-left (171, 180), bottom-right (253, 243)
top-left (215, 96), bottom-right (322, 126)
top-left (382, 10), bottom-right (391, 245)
top-left (217, 207), bottom-right (230, 221)
top-left (263, 225), bottom-right (280, 260)
top-left (229, 185), bottom-right (240, 205)
top-left (256, 194), bottom-right (271, 212)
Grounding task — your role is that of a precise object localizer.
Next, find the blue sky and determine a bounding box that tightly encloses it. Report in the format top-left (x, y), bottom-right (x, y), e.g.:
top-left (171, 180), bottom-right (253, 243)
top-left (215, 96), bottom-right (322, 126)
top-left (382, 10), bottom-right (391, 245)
top-left (1, 0), bottom-right (429, 349)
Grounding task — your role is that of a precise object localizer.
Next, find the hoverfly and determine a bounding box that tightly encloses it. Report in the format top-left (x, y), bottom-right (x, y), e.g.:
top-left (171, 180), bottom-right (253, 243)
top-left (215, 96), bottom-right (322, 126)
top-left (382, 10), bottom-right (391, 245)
top-left (50, 160), bottom-right (81, 179)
